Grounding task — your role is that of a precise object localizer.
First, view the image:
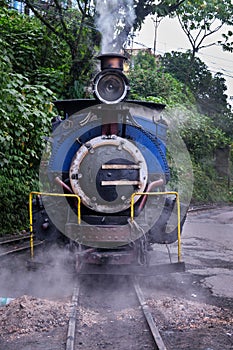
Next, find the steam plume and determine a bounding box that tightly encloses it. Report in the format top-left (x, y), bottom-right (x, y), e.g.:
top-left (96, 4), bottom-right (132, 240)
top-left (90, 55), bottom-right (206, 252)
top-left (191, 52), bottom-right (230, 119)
top-left (95, 0), bottom-right (135, 53)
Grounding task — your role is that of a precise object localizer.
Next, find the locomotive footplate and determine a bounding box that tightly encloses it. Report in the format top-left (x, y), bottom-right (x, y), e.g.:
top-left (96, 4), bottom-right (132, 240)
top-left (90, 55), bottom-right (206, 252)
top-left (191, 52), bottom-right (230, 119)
top-left (65, 222), bottom-right (146, 245)
top-left (78, 261), bottom-right (185, 276)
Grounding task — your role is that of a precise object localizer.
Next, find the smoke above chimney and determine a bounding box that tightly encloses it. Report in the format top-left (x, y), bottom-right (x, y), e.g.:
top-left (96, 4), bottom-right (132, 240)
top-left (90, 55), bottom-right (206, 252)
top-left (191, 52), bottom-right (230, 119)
top-left (95, 0), bottom-right (135, 53)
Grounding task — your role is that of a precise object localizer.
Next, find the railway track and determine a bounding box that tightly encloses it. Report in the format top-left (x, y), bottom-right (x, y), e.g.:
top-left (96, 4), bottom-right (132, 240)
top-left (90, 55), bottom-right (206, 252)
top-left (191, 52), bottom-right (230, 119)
top-left (0, 234), bottom-right (43, 258)
top-left (133, 277), bottom-right (167, 350)
top-left (0, 233), bottom-right (31, 245)
top-left (65, 275), bottom-right (168, 350)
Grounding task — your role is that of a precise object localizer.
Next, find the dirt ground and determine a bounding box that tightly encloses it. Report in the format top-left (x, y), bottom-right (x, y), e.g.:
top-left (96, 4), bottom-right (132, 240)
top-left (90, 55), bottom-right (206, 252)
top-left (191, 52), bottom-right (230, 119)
top-left (0, 206), bottom-right (233, 349)
top-left (0, 272), bottom-right (232, 350)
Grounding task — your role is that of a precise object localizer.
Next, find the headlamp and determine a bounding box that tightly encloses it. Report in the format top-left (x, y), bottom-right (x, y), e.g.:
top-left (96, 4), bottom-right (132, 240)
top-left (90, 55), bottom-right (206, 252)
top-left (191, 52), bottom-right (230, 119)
top-left (93, 69), bottom-right (129, 104)
top-left (93, 53), bottom-right (129, 104)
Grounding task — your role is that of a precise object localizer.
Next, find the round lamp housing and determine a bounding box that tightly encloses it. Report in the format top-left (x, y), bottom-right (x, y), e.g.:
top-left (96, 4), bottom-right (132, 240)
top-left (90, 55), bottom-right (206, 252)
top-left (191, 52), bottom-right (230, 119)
top-left (93, 69), bottom-right (129, 104)
top-left (93, 53), bottom-right (129, 104)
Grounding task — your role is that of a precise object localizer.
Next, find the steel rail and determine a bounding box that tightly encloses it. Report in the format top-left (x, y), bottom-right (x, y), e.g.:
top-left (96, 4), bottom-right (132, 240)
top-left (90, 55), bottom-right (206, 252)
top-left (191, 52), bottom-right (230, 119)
top-left (0, 234), bottom-right (31, 245)
top-left (133, 277), bottom-right (168, 350)
top-left (66, 279), bottom-right (81, 350)
top-left (0, 241), bottom-right (43, 258)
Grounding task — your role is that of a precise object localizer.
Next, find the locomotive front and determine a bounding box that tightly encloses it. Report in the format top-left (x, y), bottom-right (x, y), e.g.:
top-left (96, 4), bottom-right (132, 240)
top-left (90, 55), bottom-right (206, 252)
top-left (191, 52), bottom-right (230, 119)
top-left (32, 53), bottom-right (189, 268)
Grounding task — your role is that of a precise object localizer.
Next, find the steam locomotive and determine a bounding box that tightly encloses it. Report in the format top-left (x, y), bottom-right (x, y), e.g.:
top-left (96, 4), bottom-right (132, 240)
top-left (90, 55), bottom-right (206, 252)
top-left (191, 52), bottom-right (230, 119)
top-left (32, 53), bottom-right (188, 272)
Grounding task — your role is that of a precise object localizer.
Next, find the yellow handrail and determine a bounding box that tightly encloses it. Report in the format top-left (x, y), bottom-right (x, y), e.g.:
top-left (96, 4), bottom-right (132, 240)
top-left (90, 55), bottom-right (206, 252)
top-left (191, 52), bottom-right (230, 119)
top-left (29, 192), bottom-right (81, 259)
top-left (130, 191), bottom-right (182, 262)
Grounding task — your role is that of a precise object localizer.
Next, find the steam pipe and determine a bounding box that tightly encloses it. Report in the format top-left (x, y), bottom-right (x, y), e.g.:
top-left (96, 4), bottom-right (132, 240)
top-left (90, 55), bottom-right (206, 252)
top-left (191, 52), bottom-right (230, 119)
top-left (55, 176), bottom-right (73, 194)
top-left (138, 179), bottom-right (164, 211)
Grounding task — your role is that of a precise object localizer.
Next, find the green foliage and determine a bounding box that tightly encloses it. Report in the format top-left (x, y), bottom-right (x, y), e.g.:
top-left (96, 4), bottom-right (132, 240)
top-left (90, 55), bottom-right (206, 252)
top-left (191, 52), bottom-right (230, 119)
top-left (179, 111), bottom-right (229, 161)
top-left (132, 50), bottom-right (158, 70)
top-left (0, 38), bottom-right (56, 235)
top-left (0, 8), bottom-right (67, 72)
top-left (164, 104), bottom-right (231, 203)
top-left (176, 0), bottom-right (233, 25)
top-left (31, 68), bottom-right (67, 98)
top-left (0, 7), bottom-right (71, 98)
top-left (191, 161), bottom-right (232, 204)
top-left (162, 51), bottom-right (233, 137)
top-left (0, 176), bottom-right (33, 234)
top-left (22, 1), bottom-right (98, 98)
top-left (128, 52), bottom-right (194, 106)
top-left (166, 104), bottom-right (231, 203)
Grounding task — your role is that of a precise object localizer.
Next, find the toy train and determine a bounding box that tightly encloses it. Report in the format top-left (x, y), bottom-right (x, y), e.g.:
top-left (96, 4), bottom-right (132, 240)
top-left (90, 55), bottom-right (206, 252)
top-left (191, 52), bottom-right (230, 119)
top-left (31, 53), bottom-right (188, 272)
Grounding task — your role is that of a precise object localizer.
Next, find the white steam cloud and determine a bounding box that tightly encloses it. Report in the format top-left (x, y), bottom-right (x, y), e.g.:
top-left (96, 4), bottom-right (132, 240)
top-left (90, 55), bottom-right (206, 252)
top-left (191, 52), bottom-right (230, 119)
top-left (95, 0), bottom-right (136, 53)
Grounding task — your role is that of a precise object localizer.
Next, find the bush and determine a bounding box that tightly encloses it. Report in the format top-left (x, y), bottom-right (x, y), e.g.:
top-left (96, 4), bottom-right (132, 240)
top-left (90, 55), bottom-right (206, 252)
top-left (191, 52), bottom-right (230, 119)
top-left (0, 39), bottom-right (56, 235)
top-left (0, 176), bottom-right (35, 235)
top-left (191, 161), bottom-right (232, 204)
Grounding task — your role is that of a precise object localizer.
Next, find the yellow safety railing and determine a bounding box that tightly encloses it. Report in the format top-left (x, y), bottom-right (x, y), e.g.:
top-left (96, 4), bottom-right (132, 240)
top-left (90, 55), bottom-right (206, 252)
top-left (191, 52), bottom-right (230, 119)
top-left (29, 192), bottom-right (81, 259)
top-left (130, 191), bottom-right (182, 262)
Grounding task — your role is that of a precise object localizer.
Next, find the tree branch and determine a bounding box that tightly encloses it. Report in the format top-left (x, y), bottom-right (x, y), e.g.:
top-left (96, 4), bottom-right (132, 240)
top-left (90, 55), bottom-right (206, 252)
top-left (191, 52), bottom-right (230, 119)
top-left (198, 42), bottom-right (218, 51)
top-left (77, 0), bottom-right (85, 15)
top-left (178, 15), bottom-right (195, 49)
top-left (196, 22), bottom-right (224, 51)
top-left (53, 0), bottom-right (68, 34)
top-left (23, 1), bottom-right (61, 37)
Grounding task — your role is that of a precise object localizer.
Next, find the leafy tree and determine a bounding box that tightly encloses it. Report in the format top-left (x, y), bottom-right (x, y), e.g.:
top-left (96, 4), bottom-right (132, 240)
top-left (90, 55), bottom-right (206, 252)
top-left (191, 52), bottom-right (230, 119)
top-left (162, 51), bottom-right (233, 136)
top-left (0, 8), bottom-right (62, 72)
top-left (0, 6), bottom-right (70, 98)
top-left (128, 51), bottom-right (194, 106)
top-left (174, 0), bottom-right (233, 57)
top-left (179, 111), bottom-right (229, 161)
top-left (21, 0), bottom-right (99, 97)
top-left (131, 50), bottom-right (158, 70)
